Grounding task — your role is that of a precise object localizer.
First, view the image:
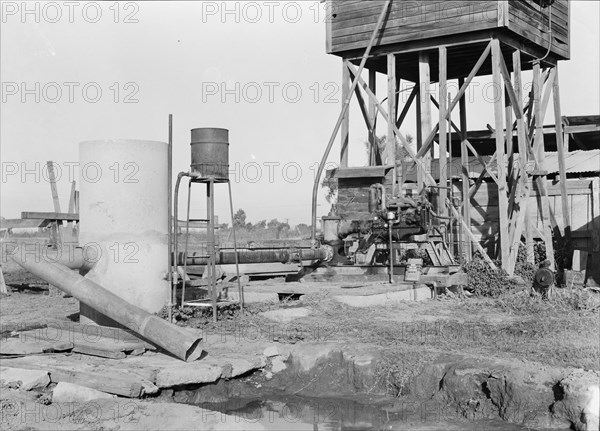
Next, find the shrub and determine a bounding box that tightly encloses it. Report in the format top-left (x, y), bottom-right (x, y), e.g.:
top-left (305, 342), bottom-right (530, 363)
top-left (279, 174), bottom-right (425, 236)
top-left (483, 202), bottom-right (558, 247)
top-left (462, 255), bottom-right (516, 297)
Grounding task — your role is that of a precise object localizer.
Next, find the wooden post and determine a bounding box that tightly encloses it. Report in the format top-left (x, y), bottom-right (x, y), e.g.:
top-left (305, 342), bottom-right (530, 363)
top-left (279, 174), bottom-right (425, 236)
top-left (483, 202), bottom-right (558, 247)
top-left (387, 54), bottom-right (397, 196)
top-left (0, 265), bottom-right (7, 294)
top-left (369, 69), bottom-right (377, 166)
top-left (438, 46), bottom-right (448, 218)
top-left (341, 60), bottom-right (350, 168)
top-left (552, 66), bottom-right (571, 241)
top-left (418, 52), bottom-right (432, 193)
top-left (458, 77), bottom-right (472, 260)
top-left (532, 62), bottom-right (555, 269)
top-left (491, 39), bottom-right (509, 268)
top-left (47, 161), bottom-right (62, 248)
top-left (47, 161), bottom-right (61, 213)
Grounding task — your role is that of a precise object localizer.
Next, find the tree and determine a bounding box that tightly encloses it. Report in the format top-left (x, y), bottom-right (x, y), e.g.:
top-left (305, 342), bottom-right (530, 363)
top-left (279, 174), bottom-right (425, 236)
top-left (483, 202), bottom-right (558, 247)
top-left (295, 223), bottom-right (311, 238)
top-left (232, 209), bottom-right (247, 229)
top-left (254, 220), bottom-right (267, 230)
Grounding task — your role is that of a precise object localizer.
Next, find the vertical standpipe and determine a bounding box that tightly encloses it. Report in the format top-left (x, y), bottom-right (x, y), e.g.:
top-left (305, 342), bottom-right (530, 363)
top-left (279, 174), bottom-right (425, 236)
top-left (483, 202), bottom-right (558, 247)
top-left (79, 140), bottom-right (170, 326)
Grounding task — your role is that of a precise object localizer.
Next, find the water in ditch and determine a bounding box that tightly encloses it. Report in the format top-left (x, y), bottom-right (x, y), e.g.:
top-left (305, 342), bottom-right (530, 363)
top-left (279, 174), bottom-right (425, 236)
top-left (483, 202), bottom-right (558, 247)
top-left (191, 394), bottom-right (564, 431)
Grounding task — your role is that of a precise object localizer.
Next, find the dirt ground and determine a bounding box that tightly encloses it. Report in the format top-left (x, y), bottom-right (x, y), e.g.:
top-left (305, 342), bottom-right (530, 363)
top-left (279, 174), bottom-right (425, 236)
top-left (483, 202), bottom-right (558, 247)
top-left (1, 237), bottom-right (599, 430)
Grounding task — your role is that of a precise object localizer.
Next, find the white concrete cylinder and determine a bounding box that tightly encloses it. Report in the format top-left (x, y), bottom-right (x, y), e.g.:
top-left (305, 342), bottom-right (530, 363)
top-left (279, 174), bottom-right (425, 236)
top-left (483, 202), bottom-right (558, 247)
top-left (78, 140), bottom-right (169, 325)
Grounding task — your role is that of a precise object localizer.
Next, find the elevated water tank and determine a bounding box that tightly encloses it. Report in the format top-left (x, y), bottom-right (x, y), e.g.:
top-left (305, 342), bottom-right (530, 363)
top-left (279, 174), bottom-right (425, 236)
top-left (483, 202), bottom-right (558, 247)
top-left (190, 128), bottom-right (229, 180)
top-left (78, 139), bottom-right (169, 326)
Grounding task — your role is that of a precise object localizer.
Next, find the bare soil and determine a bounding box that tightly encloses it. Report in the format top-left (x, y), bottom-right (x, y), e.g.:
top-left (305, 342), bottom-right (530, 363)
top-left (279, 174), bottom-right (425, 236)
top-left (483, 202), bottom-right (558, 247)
top-left (1, 237), bottom-right (599, 430)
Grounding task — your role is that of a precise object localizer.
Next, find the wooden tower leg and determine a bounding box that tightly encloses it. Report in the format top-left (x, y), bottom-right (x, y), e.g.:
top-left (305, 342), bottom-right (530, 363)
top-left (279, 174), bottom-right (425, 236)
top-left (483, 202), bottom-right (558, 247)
top-left (438, 46), bottom-right (448, 218)
top-left (341, 60), bottom-right (350, 167)
top-left (552, 65), bottom-right (571, 241)
top-left (418, 52), bottom-right (432, 194)
top-left (458, 77), bottom-right (472, 260)
top-left (491, 39), bottom-right (509, 268)
top-left (532, 62), bottom-right (555, 269)
top-left (387, 54), bottom-right (397, 196)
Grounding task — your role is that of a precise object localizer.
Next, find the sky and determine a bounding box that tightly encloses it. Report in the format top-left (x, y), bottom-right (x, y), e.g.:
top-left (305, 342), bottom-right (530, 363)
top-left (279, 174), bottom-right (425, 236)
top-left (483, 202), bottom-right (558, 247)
top-left (1, 1), bottom-right (599, 226)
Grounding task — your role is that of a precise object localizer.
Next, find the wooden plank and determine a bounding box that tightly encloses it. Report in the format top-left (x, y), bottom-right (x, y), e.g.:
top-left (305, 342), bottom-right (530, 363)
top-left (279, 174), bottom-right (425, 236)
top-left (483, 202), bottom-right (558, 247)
top-left (0, 265), bottom-right (6, 295)
top-left (387, 53), bottom-right (397, 195)
top-left (341, 60), bottom-right (350, 167)
top-left (330, 166), bottom-right (391, 179)
top-left (330, 7), bottom-right (500, 53)
top-left (368, 68), bottom-right (379, 165)
top-left (491, 39), bottom-right (510, 268)
top-left (459, 77), bottom-right (472, 259)
top-left (47, 161), bottom-right (61, 213)
top-left (438, 46), bottom-right (448, 217)
top-left (552, 67), bottom-right (571, 239)
top-left (21, 212), bottom-right (79, 221)
top-left (418, 51), bottom-right (432, 192)
top-left (396, 85), bottom-right (417, 129)
top-left (593, 178), bottom-right (600, 253)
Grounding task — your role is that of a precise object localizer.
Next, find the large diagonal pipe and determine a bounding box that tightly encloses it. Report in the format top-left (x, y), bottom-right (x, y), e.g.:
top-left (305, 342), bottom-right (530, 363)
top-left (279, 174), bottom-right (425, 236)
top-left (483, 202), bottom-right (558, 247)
top-left (9, 247), bottom-right (203, 362)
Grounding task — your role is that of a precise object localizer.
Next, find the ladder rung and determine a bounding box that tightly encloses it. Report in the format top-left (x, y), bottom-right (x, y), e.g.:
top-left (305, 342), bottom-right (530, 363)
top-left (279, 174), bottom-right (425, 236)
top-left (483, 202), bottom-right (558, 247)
top-left (188, 219), bottom-right (210, 222)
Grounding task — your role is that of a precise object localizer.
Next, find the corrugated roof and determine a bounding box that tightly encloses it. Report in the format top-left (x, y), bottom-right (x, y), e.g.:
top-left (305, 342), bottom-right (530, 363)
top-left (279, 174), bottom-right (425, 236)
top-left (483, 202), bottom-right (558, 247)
top-left (402, 150), bottom-right (599, 181)
top-left (542, 150), bottom-right (600, 175)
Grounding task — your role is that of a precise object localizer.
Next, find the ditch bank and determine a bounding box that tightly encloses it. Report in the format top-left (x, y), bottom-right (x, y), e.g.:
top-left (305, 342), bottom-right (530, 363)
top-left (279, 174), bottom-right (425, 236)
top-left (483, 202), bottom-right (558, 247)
top-left (173, 342), bottom-right (599, 431)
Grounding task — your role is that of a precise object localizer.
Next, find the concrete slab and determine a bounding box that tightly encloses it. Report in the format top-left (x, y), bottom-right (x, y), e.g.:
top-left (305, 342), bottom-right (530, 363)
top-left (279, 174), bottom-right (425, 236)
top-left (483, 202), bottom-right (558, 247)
top-left (0, 367), bottom-right (50, 390)
top-left (229, 291), bottom-right (279, 303)
top-left (52, 382), bottom-right (115, 403)
top-left (154, 363), bottom-right (223, 388)
top-left (334, 286), bottom-right (432, 307)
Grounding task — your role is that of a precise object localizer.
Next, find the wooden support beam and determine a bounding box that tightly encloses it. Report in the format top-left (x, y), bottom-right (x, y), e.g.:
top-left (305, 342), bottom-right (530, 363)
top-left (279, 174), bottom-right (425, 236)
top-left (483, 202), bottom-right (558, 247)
top-left (438, 46), bottom-right (448, 217)
top-left (387, 54), bottom-right (397, 196)
top-left (418, 51), bottom-right (432, 192)
top-left (21, 212), bottom-right (79, 221)
top-left (532, 63), bottom-right (555, 270)
top-left (491, 39), bottom-right (510, 269)
top-left (506, 179), bottom-right (532, 275)
top-left (552, 66), bottom-right (571, 240)
top-left (341, 60), bottom-right (350, 168)
top-left (68, 181), bottom-right (76, 214)
top-left (506, 49), bottom-right (531, 272)
top-left (368, 69), bottom-right (378, 165)
top-left (349, 68), bottom-right (382, 165)
top-left (458, 77), bottom-right (472, 260)
top-left (47, 161), bottom-right (61, 213)
top-left (396, 85), bottom-right (417, 129)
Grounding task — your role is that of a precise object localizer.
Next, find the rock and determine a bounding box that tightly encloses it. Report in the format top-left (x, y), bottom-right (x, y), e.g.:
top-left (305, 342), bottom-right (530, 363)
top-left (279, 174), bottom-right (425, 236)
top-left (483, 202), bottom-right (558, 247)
top-left (260, 307), bottom-right (311, 323)
top-left (263, 346), bottom-right (279, 357)
top-left (0, 367), bottom-right (50, 391)
top-left (220, 356), bottom-right (267, 378)
top-left (52, 382), bottom-right (115, 403)
top-left (552, 370), bottom-right (600, 431)
top-left (271, 356), bottom-right (287, 373)
top-left (155, 363), bottom-right (222, 388)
